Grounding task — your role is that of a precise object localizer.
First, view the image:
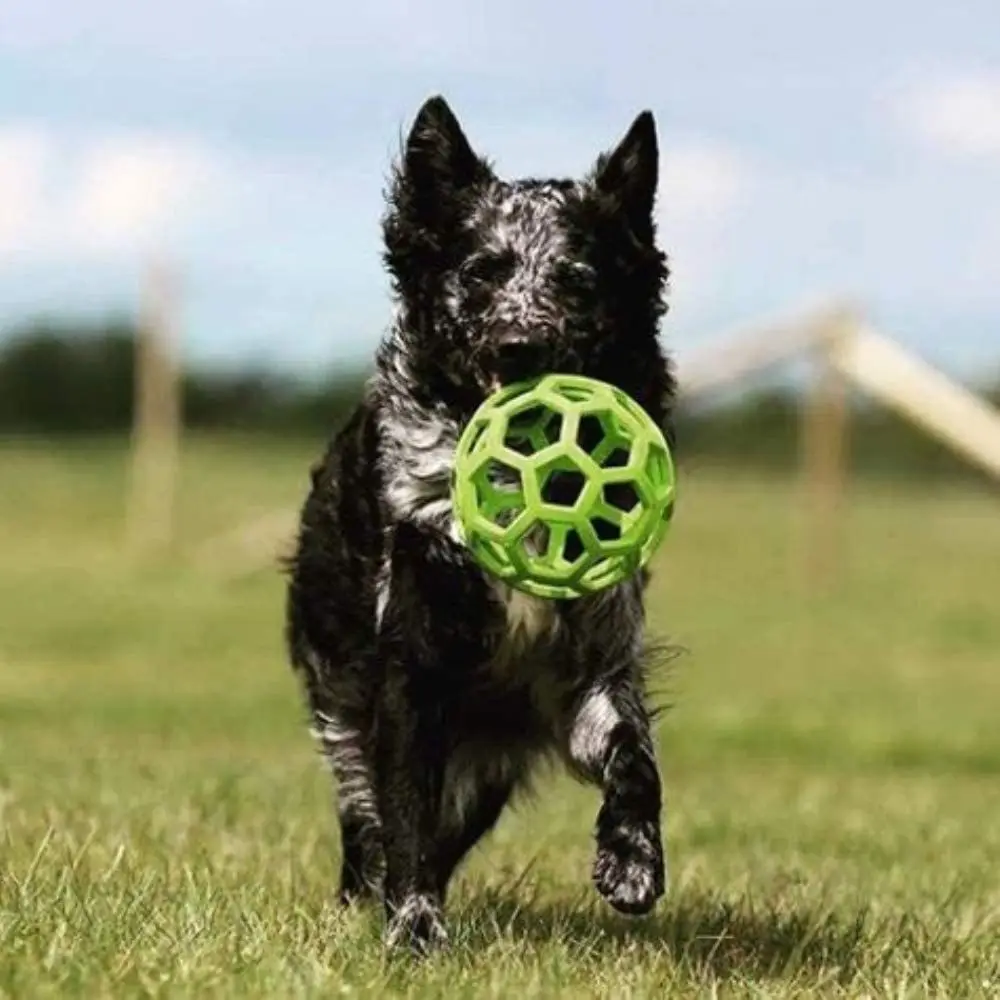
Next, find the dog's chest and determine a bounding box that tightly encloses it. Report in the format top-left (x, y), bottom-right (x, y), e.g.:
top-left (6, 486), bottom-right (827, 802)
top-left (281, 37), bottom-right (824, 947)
top-left (378, 407), bottom-right (559, 641)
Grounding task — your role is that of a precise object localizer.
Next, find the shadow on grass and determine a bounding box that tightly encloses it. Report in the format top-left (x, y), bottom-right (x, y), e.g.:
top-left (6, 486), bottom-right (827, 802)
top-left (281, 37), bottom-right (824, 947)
top-left (453, 886), bottom-right (871, 981)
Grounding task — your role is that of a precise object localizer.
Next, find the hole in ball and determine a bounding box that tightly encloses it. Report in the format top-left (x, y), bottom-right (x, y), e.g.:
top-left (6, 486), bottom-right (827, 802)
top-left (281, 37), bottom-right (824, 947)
top-left (504, 406), bottom-right (544, 455)
top-left (591, 516), bottom-right (622, 542)
top-left (557, 383), bottom-right (593, 402)
top-left (504, 434), bottom-right (533, 456)
top-left (507, 404), bottom-right (545, 431)
top-left (505, 407), bottom-right (564, 455)
top-left (465, 421), bottom-right (488, 454)
top-left (542, 411), bottom-right (563, 444)
top-left (603, 481), bottom-right (640, 513)
top-left (492, 506), bottom-right (524, 529)
top-left (562, 528), bottom-right (585, 563)
top-left (646, 444), bottom-right (670, 487)
top-left (483, 458), bottom-right (522, 491)
top-left (603, 446), bottom-right (630, 468)
top-left (577, 414), bottom-right (605, 455)
top-left (541, 468), bottom-right (586, 507)
top-left (521, 522), bottom-right (549, 557)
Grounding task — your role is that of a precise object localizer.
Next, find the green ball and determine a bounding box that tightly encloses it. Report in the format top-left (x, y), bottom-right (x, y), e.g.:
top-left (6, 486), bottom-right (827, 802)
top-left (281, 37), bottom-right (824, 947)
top-left (451, 373), bottom-right (677, 600)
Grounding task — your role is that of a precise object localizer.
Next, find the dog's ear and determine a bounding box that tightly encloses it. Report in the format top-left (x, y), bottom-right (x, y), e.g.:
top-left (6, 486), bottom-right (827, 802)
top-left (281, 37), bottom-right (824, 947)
top-left (403, 96), bottom-right (490, 201)
top-left (594, 111), bottom-right (659, 240)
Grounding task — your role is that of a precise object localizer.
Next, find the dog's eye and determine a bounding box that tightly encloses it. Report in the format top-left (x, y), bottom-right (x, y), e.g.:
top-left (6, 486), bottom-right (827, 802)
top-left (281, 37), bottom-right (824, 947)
top-left (461, 251), bottom-right (516, 286)
top-left (555, 260), bottom-right (594, 290)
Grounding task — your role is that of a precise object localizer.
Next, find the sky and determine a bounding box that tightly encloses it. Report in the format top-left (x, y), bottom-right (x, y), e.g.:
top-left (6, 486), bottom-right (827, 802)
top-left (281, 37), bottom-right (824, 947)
top-left (1, 0), bottom-right (998, 380)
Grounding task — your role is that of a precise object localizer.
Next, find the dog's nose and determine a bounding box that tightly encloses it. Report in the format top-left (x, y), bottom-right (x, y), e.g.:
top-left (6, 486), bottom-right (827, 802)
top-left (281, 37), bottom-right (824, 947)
top-left (490, 332), bottom-right (549, 382)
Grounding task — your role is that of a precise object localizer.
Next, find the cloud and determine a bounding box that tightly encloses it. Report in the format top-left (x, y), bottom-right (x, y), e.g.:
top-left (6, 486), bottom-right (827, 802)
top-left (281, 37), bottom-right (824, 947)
top-left (654, 141), bottom-right (750, 322)
top-left (0, 126), bottom-right (50, 255)
top-left (895, 72), bottom-right (1000, 159)
top-left (70, 137), bottom-right (215, 252)
top-left (0, 125), bottom-right (217, 264)
top-left (660, 143), bottom-right (746, 226)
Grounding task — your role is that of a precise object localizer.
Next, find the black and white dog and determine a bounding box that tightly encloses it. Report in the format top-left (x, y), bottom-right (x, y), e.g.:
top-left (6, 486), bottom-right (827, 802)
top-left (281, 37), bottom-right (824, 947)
top-left (285, 95), bottom-right (676, 953)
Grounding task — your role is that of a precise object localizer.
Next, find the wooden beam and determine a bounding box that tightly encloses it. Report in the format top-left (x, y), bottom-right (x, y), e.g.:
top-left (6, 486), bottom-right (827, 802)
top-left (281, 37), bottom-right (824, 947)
top-left (678, 301), bottom-right (855, 399)
top-left (799, 315), bottom-right (853, 593)
top-left (126, 259), bottom-right (182, 559)
top-left (831, 325), bottom-right (1000, 481)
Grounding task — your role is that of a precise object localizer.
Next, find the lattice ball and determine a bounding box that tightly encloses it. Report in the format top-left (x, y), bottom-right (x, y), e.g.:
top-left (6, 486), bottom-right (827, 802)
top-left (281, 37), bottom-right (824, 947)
top-left (451, 373), bottom-right (676, 600)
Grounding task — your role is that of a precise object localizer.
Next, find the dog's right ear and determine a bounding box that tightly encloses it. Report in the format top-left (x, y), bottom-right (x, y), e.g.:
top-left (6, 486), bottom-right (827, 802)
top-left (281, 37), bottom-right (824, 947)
top-left (593, 111), bottom-right (659, 244)
top-left (402, 96), bottom-right (490, 200)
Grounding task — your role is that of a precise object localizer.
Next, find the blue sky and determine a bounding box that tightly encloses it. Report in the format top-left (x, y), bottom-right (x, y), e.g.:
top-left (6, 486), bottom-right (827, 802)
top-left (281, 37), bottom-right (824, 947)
top-left (1, 0), bottom-right (998, 379)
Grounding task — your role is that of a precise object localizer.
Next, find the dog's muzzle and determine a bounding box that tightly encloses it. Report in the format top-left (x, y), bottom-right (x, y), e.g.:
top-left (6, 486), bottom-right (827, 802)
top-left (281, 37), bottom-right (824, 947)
top-left (484, 327), bottom-right (553, 386)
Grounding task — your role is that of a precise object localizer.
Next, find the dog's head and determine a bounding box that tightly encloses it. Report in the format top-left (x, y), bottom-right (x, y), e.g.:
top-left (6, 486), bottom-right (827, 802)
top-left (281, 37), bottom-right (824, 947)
top-left (383, 96), bottom-right (672, 424)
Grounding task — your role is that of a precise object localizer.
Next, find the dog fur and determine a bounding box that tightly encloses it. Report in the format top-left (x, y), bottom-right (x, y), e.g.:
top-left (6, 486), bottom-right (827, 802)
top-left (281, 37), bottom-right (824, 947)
top-left (284, 95), bottom-right (676, 953)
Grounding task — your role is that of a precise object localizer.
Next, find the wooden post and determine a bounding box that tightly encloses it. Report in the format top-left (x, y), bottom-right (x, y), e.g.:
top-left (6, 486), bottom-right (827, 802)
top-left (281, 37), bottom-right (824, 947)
top-left (126, 259), bottom-right (181, 559)
top-left (799, 312), bottom-right (853, 594)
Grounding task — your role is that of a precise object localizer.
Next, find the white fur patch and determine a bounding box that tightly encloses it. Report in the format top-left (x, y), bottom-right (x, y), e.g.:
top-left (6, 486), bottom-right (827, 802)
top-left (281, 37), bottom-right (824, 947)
top-left (441, 750), bottom-right (522, 831)
top-left (467, 183), bottom-right (579, 335)
top-left (568, 689), bottom-right (621, 773)
top-left (311, 707), bottom-right (380, 826)
top-left (375, 404), bottom-right (460, 632)
top-left (499, 586), bottom-right (559, 645)
top-left (380, 420), bottom-right (457, 528)
top-left (374, 556), bottom-right (392, 629)
top-left (384, 893), bottom-right (448, 951)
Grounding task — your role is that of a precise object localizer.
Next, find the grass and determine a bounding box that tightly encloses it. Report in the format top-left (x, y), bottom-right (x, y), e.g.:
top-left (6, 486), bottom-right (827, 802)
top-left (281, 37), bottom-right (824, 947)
top-left (1, 434), bottom-right (998, 998)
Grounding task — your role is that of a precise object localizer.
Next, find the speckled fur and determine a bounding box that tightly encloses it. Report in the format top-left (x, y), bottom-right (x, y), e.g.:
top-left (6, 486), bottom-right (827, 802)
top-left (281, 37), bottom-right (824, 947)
top-left (284, 95), bottom-right (676, 953)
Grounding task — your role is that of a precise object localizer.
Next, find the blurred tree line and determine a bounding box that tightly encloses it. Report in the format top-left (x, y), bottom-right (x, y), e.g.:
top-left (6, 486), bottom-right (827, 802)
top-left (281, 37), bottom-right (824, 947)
top-left (1, 317), bottom-right (997, 485)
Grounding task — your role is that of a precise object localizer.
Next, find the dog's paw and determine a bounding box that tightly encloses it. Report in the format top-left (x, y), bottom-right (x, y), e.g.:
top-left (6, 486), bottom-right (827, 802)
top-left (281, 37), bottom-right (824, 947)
top-left (384, 894), bottom-right (449, 956)
top-left (593, 821), bottom-right (666, 916)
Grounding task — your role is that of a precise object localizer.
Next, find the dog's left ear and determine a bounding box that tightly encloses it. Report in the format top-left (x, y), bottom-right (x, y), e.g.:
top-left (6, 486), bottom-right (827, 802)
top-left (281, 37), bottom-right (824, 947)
top-left (594, 111), bottom-right (659, 240)
top-left (403, 96), bottom-right (490, 202)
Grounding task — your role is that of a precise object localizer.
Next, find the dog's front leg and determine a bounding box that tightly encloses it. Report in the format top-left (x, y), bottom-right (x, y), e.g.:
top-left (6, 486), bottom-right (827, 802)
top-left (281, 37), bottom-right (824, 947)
top-left (371, 666), bottom-right (448, 954)
top-left (565, 677), bottom-right (666, 916)
top-left (374, 521), bottom-right (491, 954)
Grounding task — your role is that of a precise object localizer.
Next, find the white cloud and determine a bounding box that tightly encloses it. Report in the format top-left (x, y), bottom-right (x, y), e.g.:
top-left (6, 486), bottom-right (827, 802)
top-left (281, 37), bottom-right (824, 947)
top-left (896, 72), bottom-right (1000, 159)
top-left (654, 141), bottom-right (750, 322)
top-left (0, 126), bottom-right (51, 255)
top-left (70, 137), bottom-right (215, 252)
top-left (0, 125), bottom-right (217, 265)
top-left (660, 143), bottom-right (747, 225)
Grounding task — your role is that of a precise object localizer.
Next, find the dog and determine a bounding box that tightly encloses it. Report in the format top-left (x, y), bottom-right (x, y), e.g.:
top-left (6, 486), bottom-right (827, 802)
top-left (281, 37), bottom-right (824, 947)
top-left (284, 95), bottom-right (676, 953)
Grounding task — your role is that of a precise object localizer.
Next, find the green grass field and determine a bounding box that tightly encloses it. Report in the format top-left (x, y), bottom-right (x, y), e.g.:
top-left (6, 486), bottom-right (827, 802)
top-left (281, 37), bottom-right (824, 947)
top-left (1, 435), bottom-right (998, 998)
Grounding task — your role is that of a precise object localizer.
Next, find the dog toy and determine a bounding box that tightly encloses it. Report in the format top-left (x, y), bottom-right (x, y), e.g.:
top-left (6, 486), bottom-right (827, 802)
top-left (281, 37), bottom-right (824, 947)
top-left (451, 373), bottom-right (676, 600)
